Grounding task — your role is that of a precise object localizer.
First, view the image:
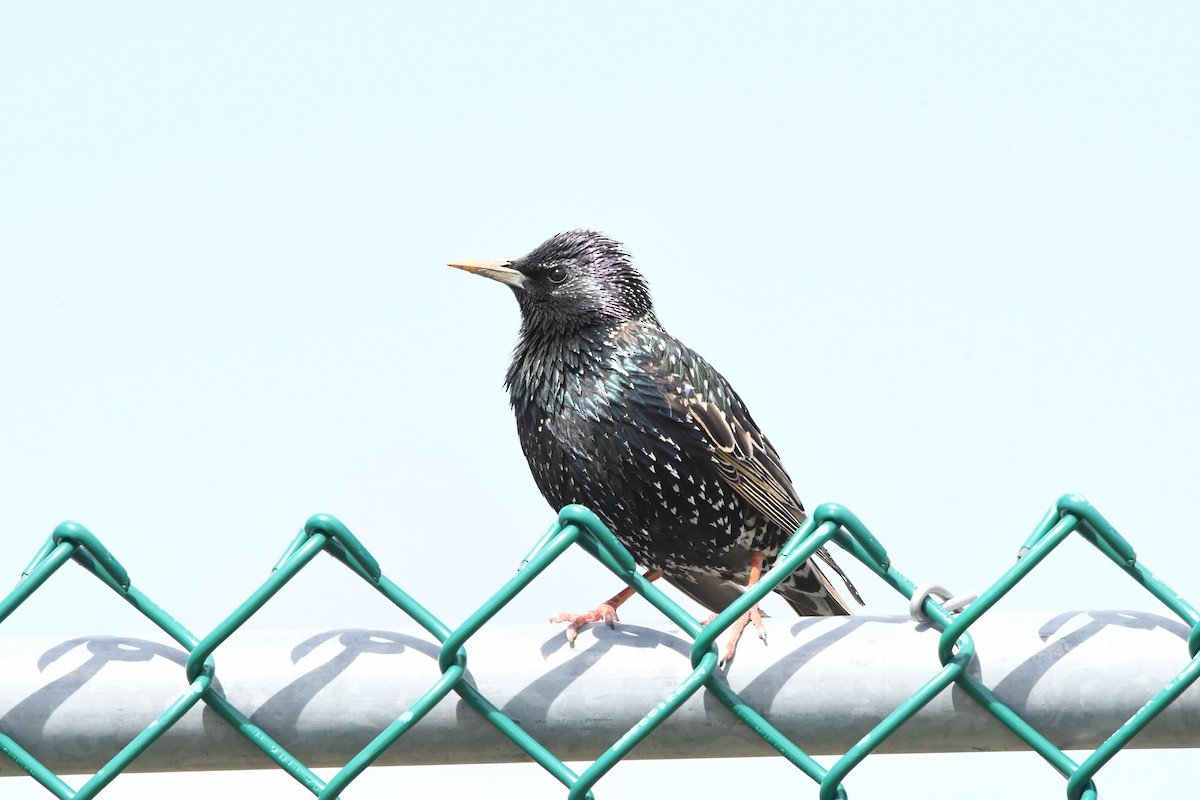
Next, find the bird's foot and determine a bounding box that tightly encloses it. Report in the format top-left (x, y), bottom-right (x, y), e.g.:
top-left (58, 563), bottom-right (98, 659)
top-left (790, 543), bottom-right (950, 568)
top-left (703, 604), bottom-right (767, 666)
top-left (550, 603), bottom-right (620, 646)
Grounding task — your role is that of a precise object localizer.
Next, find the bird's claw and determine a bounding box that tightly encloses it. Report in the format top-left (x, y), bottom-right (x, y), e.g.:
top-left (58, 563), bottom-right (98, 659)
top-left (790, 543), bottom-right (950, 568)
top-left (550, 603), bottom-right (620, 646)
top-left (704, 604), bottom-right (767, 666)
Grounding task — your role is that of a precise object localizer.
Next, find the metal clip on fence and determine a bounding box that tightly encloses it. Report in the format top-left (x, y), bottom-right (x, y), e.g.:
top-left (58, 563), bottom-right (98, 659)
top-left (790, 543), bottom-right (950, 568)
top-left (2, 494), bottom-right (1198, 799)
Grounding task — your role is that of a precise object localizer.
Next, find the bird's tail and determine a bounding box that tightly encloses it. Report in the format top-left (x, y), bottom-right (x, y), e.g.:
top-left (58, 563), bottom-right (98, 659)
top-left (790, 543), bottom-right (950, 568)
top-left (777, 548), bottom-right (863, 616)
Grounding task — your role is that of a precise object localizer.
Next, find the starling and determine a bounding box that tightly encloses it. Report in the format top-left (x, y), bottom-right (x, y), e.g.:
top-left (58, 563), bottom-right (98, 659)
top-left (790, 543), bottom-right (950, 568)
top-left (449, 230), bottom-right (861, 662)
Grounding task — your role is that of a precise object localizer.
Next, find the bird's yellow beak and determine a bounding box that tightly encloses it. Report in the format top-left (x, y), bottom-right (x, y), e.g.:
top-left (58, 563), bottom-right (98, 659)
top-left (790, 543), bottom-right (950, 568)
top-left (447, 259), bottom-right (528, 291)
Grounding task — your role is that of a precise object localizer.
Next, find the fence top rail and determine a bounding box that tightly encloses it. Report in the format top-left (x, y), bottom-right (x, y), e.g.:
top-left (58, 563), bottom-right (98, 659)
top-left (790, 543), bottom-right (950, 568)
top-left (2, 495), bottom-right (1197, 800)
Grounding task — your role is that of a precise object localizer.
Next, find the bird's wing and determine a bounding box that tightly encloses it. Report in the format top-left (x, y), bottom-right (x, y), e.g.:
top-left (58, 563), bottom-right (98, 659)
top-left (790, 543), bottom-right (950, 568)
top-left (687, 391), bottom-right (806, 530)
top-left (622, 324), bottom-right (863, 608)
top-left (622, 326), bottom-right (805, 531)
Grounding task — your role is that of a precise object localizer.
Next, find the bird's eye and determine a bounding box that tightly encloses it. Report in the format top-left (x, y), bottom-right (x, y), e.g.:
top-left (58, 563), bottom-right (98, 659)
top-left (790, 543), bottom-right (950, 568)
top-left (546, 266), bottom-right (568, 284)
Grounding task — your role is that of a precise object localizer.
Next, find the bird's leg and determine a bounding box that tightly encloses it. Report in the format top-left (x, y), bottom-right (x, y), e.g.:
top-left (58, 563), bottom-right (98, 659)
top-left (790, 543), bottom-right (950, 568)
top-left (550, 569), bottom-right (664, 646)
top-left (705, 550), bottom-right (767, 666)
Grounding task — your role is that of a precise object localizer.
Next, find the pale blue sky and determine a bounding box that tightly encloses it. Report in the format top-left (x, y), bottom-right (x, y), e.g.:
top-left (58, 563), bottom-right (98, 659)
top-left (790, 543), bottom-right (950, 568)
top-left (2, 3), bottom-right (1198, 798)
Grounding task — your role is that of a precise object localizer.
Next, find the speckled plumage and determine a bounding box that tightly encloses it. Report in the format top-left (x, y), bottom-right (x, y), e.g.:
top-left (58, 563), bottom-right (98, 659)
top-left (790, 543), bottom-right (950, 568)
top-left (455, 229), bottom-right (861, 619)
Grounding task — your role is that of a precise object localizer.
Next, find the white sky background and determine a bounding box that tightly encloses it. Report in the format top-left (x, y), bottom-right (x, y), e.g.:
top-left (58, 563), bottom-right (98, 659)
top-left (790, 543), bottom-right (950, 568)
top-left (2, 3), bottom-right (1198, 798)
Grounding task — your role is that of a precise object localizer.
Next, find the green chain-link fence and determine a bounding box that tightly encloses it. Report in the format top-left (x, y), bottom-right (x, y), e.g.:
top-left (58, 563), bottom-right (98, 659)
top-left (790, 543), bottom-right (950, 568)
top-left (2, 493), bottom-right (1198, 799)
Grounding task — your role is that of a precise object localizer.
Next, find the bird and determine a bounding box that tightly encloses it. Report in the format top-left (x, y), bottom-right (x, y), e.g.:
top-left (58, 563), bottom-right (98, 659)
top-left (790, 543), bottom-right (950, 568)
top-left (448, 229), bottom-right (861, 663)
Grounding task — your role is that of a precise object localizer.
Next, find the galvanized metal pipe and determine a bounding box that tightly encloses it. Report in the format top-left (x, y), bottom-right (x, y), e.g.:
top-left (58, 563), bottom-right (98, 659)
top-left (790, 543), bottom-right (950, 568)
top-left (1, 611), bottom-right (1197, 776)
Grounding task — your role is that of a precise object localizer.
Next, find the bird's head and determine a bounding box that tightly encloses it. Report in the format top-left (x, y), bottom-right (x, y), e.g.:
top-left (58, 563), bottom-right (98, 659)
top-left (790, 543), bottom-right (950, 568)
top-left (449, 229), bottom-right (656, 334)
